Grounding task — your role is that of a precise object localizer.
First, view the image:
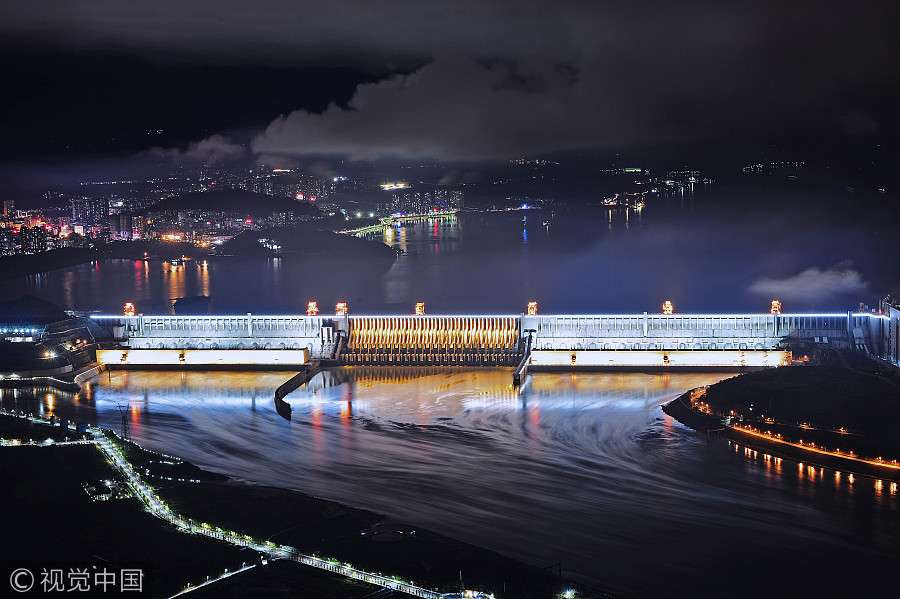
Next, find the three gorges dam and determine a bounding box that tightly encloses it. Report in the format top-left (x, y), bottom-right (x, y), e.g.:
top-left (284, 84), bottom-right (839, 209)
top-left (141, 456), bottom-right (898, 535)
top-left (90, 306), bottom-right (900, 382)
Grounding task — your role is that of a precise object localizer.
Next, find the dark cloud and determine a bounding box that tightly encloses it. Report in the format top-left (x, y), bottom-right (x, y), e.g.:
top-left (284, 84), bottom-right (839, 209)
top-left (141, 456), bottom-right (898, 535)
top-left (3, 1), bottom-right (899, 162)
top-left (150, 135), bottom-right (247, 165)
top-left (253, 56), bottom-right (605, 161)
top-left (840, 111), bottom-right (880, 137)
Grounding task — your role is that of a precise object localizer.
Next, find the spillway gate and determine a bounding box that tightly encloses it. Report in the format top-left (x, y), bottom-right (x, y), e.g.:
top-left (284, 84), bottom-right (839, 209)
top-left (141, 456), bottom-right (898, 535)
top-left (340, 316), bottom-right (521, 366)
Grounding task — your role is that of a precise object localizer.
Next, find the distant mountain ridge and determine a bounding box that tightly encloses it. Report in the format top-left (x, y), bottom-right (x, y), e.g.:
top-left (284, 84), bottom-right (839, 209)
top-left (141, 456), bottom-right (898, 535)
top-left (142, 189), bottom-right (319, 218)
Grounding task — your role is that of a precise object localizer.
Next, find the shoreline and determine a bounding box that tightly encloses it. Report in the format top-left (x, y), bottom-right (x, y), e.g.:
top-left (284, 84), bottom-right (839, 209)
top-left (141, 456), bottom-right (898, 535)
top-left (0, 408), bottom-right (595, 599)
top-left (0, 229), bottom-right (397, 282)
top-left (663, 390), bottom-right (900, 482)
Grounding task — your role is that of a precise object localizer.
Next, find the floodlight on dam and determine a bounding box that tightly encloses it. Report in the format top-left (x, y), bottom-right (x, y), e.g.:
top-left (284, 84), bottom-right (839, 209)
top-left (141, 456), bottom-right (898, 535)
top-left (527, 301), bottom-right (538, 315)
top-left (124, 302), bottom-right (136, 316)
top-left (415, 302), bottom-right (426, 315)
top-left (662, 300), bottom-right (673, 315)
top-left (336, 302), bottom-right (348, 316)
top-left (771, 300), bottom-right (782, 314)
top-left (307, 301), bottom-right (319, 316)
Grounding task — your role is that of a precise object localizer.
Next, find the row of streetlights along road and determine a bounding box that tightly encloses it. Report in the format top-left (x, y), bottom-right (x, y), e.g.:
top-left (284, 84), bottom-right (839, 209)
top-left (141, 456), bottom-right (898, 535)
top-left (0, 408), bottom-right (492, 599)
top-left (87, 425), bottom-right (491, 598)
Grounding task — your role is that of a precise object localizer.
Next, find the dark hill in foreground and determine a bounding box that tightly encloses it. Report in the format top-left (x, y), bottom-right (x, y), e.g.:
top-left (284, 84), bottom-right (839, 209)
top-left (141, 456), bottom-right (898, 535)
top-left (0, 295), bottom-right (69, 326)
top-left (143, 189), bottom-right (319, 218)
top-left (703, 351), bottom-right (900, 452)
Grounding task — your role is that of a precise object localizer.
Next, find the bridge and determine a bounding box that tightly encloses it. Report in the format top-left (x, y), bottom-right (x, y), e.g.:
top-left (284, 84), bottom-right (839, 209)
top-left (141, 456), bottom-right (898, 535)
top-left (90, 309), bottom-right (898, 373)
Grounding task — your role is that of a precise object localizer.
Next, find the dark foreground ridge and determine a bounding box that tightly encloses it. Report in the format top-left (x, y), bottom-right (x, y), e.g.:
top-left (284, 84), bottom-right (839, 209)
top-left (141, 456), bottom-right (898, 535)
top-left (0, 413), bottom-right (605, 598)
top-left (663, 350), bottom-right (900, 481)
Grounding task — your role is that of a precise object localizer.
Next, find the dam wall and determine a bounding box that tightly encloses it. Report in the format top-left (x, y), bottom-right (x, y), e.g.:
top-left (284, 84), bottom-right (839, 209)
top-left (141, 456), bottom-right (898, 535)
top-left (88, 311), bottom-right (894, 368)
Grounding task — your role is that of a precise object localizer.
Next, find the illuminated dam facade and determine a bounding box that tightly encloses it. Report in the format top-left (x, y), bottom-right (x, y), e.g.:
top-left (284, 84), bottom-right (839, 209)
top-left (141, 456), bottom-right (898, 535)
top-left (90, 310), bottom-right (897, 370)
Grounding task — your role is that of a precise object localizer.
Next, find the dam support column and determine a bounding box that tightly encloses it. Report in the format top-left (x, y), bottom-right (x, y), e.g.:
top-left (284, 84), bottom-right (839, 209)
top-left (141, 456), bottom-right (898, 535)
top-left (513, 331), bottom-right (533, 386)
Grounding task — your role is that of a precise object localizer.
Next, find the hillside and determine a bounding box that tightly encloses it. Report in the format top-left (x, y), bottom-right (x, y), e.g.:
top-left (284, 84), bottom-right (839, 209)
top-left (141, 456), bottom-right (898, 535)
top-left (0, 295), bottom-right (70, 326)
top-left (702, 351), bottom-right (900, 453)
top-left (221, 224), bottom-right (397, 263)
top-left (142, 188), bottom-right (319, 218)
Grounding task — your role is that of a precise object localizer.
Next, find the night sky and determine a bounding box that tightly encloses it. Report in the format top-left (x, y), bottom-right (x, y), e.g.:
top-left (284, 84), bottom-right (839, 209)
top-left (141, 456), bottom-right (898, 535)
top-left (2, 1), bottom-right (898, 172)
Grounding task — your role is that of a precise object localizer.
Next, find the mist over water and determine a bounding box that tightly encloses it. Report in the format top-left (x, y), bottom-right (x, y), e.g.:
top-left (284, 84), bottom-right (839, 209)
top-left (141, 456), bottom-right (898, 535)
top-left (5, 369), bottom-right (898, 597)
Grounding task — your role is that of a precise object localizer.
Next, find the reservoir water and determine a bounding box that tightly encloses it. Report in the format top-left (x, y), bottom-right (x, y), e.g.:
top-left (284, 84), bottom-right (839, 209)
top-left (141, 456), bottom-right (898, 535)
top-left (3, 187), bottom-right (899, 314)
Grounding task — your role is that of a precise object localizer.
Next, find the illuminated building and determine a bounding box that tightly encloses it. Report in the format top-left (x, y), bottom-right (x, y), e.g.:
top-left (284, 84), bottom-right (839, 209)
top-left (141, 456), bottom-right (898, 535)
top-left (389, 185), bottom-right (464, 215)
top-left (109, 213), bottom-right (134, 240)
top-left (19, 225), bottom-right (47, 254)
top-left (71, 197), bottom-right (109, 225)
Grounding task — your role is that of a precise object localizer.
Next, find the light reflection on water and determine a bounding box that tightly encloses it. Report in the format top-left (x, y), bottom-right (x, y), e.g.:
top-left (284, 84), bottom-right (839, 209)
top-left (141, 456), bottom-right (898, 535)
top-left (5, 202), bottom-right (899, 315)
top-left (3, 368), bottom-right (898, 597)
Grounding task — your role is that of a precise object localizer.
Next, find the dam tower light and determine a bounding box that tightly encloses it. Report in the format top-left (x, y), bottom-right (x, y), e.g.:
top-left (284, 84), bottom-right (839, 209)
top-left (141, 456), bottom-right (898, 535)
top-left (307, 301), bottom-right (319, 316)
top-left (771, 300), bottom-right (782, 314)
top-left (527, 301), bottom-right (538, 315)
top-left (336, 302), bottom-right (348, 316)
top-left (415, 302), bottom-right (426, 315)
top-left (662, 300), bottom-right (674, 315)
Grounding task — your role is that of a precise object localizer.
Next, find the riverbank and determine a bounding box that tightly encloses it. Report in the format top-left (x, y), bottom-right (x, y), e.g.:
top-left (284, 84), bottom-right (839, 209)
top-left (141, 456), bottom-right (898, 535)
top-left (0, 430), bottom-right (250, 597)
top-left (662, 354), bottom-right (900, 482)
top-left (1, 224), bottom-right (397, 282)
top-left (0, 411), bottom-right (596, 599)
top-left (0, 243), bottom-right (204, 281)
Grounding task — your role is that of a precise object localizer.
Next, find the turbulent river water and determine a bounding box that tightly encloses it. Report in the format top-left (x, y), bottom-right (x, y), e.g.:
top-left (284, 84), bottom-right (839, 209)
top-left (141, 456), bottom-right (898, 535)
top-left (4, 368), bottom-right (899, 598)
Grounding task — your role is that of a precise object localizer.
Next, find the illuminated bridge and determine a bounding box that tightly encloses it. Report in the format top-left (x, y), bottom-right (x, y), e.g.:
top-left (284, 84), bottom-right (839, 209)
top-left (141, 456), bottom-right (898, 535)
top-left (90, 310), bottom-right (898, 372)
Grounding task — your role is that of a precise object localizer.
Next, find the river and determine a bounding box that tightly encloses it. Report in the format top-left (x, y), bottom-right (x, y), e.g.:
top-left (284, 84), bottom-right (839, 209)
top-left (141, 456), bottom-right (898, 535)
top-left (3, 368), bottom-right (898, 598)
top-left (3, 187), bottom-right (899, 314)
top-left (2, 189), bottom-right (900, 596)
